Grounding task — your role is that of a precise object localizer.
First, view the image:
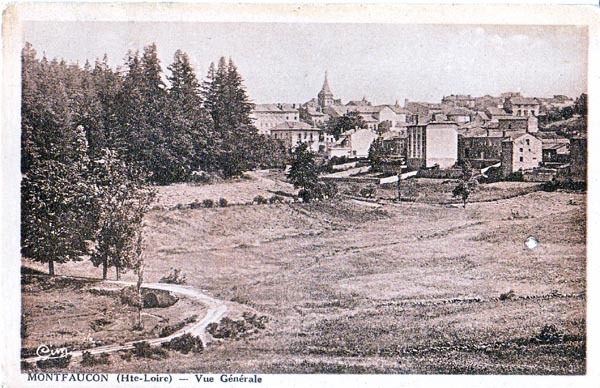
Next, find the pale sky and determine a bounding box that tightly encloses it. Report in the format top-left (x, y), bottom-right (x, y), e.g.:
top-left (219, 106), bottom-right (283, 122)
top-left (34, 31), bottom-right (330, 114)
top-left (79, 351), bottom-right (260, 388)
top-left (23, 22), bottom-right (587, 105)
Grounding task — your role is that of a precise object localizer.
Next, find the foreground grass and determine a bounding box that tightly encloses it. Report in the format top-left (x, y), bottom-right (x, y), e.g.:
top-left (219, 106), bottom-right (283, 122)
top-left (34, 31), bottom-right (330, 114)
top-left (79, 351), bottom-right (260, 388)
top-left (22, 174), bottom-right (586, 374)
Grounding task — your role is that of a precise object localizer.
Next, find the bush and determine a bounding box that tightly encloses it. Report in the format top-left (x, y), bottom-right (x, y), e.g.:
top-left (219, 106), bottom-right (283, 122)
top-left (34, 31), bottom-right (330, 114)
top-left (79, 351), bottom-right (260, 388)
top-left (119, 350), bottom-right (132, 361)
top-left (36, 355), bottom-right (72, 369)
top-left (499, 290), bottom-right (515, 301)
top-left (505, 171), bottom-right (524, 182)
top-left (119, 285), bottom-right (140, 307)
top-left (207, 313), bottom-right (269, 339)
top-left (190, 200), bottom-right (203, 209)
top-left (202, 199), bottom-right (215, 208)
top-left (268, 195), bottom-right (283, 204)
top-left (532, 324), bottom-right (564, 344)
top-left (162, 333), bottom-right (204, 354)
top-left (80, 351), bottom-right (110, 366)
top-left (253, 195), bottom-right (268, 204)
top-left (159, 315), bottom-right (197, 338)
top-left (132, 341), bottom-right (168, 359)
top-left (359, 184), bottom-right (377, 198)
top-left (159, 268), bottom-right (187, 285)
top-left (90, 318), bottom-right (112, 332)
top-left (159, 321), bottom-right (186, 338)
top-left (218, 198), bottom-right (228, 207)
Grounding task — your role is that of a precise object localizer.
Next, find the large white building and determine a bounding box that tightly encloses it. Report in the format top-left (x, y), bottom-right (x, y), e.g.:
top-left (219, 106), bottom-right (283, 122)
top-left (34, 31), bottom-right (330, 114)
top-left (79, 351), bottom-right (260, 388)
top-left (327, 128), bottom-right (378, 159)
top-left (406, 121), bottom-right (459, 170)
top-left (251, 104), bottom-right (300, 135)
top-left (271, 121), bottom-right (321, 152)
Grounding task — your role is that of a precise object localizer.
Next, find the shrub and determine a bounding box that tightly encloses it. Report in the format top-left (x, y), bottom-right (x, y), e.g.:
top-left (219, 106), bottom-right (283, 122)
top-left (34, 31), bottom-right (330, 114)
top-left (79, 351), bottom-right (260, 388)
top-left (532, 324), bottom-right (565, 344)
top-left (253, 195), bottom-right (268, 204)
top-left (119, 285), bottom-right (140, 307)
top-left (218, 198), bottom-right (228, 207)
top-left (499, 290), bottom-right (515, 301)
top-left (36, 355), bottom-right (72, 369)
top-left (159, 315), bottom-right (197, 338)
top-left (162, 333), bottom-right (204, 354)
top-left (159, 321), bottom-right (186, 338)
top-left (159, 268), bottom-right (187, 285)
top-left (505, 171), bottom-right (524, 182)
top-left (119, 350), bottom-right (132, 361)
top-left (80, 351), bottom-right (110, 366)
top-left (132, 341), bottom-right (168, 359)
top-left (207, 313), bottom-right (269, 339)
top-left (90, 318), bottom-right (112, 332)
top-left (190, 200), bottom-right (203, 209)
top-left (319, 181), bottom-right (338, 199)
top-left (268, 195), bottom-right (283, 204)
top-left (202, 199), bottom-right (215, 208)
top-left (359, 184), bottom-right (377, 198)
top-left (190, 170), bottom-right (211, 184)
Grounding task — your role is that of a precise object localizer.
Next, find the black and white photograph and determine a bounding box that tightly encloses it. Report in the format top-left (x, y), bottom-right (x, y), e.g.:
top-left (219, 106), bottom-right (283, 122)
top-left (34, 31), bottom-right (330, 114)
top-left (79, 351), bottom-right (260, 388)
top-left (1, 3), bottom-right (598, 387)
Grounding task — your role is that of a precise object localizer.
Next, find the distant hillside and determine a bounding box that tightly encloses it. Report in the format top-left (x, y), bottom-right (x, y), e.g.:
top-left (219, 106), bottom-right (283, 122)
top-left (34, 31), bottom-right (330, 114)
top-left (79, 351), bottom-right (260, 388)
top-left (542, 116), bottom-right (587, 135)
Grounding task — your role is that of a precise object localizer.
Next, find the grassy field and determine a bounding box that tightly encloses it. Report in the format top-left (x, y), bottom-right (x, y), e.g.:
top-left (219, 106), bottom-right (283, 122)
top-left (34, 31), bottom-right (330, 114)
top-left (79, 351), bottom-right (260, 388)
top-left (21, 170), bottom-right (586, 374)
top-left (20, 272), bottom-right (207, 361)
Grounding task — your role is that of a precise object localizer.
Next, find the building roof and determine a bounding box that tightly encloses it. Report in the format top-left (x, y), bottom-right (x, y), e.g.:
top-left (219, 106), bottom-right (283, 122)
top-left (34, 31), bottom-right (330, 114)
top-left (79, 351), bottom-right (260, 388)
top-left (253, 104), bottom-right (282, 112)
top-left (447, 107), bottom-right (472, 116)
top-left (272, 121), bottom-right (319, 131)
top-left (460, 127), bottom-right (505, 138)
top-left (486, 107), bottom-right (510, 116)
top-left (306, 107), bottom-right (325, 117)
top-left (502, 132), bottom-right (537, 142)
top-left (253, 104), bottom-right (298, 113)
top-left (346, 98), bottom-right (371, 106)
top-left (498, 116), bottom-right (528, 121)
top-left (324, 105), bottom-right (348, 117)
top-left (543, 143), bottom-right (569, 150)
top-left (511, 97), bottom-right (539, 105)
top-left (390, 106), bottom-right (412, 114)
top-left (475, 111), bottom-right (490, 120)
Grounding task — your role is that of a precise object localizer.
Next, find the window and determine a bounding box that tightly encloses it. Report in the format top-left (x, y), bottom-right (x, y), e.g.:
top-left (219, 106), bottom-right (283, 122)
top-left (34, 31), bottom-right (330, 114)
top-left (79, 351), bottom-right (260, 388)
top-left (526, 139), bottom-right (530, 145)
top-left (519, 156), bottom-right (523, 162)
top-left (519, 148), bottom-right (523, 152)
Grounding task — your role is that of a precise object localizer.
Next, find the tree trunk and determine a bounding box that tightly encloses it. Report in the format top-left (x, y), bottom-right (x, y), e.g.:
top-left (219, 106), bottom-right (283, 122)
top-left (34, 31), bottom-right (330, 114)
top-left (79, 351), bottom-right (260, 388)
top-left (48, 260), bottom-right (54, 276)
top-left (102, 257), bottom-right (107, 280)
top-left (116, 266), bottom-right (120, 281)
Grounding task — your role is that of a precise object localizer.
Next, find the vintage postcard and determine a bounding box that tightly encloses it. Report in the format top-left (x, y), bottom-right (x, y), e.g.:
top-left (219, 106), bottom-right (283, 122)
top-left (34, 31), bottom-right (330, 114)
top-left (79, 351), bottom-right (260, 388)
top-left (1, 3), bottom-right (598, 388)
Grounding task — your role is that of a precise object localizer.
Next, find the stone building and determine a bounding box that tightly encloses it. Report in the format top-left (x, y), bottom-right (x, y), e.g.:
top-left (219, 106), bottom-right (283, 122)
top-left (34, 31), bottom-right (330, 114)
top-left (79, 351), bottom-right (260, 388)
top-left (501, 133), bottom-right (542, 176)
top-left (251, 104), bottom-right (300, 135)
top-left (271, 121), bottom-right (321, 152)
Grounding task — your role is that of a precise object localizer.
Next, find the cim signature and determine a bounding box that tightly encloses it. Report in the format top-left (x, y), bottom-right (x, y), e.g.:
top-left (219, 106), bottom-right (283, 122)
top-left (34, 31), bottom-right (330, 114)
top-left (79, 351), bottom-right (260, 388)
top-left (36, 344), bottom-right (71, 359)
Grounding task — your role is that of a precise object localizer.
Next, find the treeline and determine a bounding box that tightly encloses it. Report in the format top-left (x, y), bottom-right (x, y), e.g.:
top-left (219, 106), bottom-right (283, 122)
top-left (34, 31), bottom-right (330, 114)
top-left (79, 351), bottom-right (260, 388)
top-left (21, 42), bottom-right (286, 277)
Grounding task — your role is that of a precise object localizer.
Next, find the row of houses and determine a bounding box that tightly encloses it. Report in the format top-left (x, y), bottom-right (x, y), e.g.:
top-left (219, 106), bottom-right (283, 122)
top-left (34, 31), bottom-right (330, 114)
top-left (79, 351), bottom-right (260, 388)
top-left (249, 72), bottom-right (585, 180)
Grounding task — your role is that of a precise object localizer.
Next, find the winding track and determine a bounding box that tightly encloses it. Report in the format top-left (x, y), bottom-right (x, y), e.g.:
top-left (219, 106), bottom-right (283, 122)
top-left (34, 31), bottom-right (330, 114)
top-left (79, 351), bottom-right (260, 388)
top-left (22, 280), bottom-right (228, 363)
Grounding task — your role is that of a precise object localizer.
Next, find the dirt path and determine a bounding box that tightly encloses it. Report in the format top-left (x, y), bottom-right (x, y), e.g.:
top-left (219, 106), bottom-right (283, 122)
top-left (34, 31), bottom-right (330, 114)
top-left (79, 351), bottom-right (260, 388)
top-left (22, 280), bottom-right (227, 363)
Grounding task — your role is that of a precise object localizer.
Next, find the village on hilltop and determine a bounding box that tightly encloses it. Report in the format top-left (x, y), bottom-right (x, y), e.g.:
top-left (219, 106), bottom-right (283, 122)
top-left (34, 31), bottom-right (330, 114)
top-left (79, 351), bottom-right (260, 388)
top-left (250, 72), bottom-right (587, 183)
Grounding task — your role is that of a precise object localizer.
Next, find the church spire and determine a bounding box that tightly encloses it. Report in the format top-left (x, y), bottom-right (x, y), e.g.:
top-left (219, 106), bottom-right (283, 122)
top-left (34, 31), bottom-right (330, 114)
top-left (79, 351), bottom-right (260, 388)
top-left (321, 71), bottom-right (332, 95)
top-left (318, 71), bottom-right (335, 109)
